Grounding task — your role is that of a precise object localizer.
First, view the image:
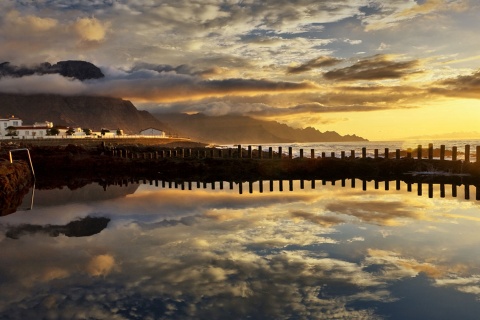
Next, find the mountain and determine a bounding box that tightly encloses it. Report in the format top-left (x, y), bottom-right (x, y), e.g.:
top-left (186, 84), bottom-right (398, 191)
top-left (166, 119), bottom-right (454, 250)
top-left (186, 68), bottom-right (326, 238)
top-left (0, 60), bottom-right (104, 81)
top-left (153, 113), bottom-right (368, 144)
top-left (0, 93), bottom-right (170, 134)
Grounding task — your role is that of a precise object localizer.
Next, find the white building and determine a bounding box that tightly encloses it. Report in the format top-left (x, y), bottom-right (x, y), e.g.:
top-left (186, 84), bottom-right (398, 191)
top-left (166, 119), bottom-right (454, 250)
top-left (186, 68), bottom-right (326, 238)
top-left (0, 116), bottom-right (23, 137)
top-left (15, 126), bottom-right (50, 138)
top-left (140, 128), bottom-right (166, 137)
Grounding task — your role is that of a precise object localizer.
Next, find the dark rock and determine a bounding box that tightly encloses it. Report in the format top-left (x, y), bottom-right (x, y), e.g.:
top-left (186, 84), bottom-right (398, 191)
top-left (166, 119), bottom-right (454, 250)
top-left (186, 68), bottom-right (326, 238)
top-left (0, 60), bottom-right (104, 81)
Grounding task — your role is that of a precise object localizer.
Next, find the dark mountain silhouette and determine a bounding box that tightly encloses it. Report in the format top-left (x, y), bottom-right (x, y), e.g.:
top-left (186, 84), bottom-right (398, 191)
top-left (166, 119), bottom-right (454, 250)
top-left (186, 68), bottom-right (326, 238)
top-left (153, 113), bottom-right (368, 144)
top-left (0, 93), bottom-right (170, 134)
top-left (0, 60), bottom-right (104, 81)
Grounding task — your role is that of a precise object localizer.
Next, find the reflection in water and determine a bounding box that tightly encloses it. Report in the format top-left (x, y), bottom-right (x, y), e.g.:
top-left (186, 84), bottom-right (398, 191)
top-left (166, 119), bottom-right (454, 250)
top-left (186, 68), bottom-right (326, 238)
top-left (6, 216), bottom-right (110, 239)
top-left (2, 178), bottom-right (480, 319)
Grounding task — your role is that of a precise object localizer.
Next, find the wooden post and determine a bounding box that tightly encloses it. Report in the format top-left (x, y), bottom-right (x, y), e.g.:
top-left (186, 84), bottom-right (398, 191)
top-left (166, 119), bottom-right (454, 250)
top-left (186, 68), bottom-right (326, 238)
top-left (351, 150), bottom-right (355, 159)
top-left (477, 146), bottom-right (480, 164)
top-left (289, 147), bottom-right (293, 159)
top-left (331, 152), bottom-right (335, 158)
top-left (278, 146), bottom-right (282, 159)
top-left (440, 145), bottom-right (445, 161)
top-left (374, 149), bottom-right (379, 159)
top-left (417, 145), bottom-right (422, 159)
top-left (341, 151), bottom-right (345, 159)
top-left (385, 148), bottom-right (389, 159)
top-left (238, 145), bottom-right (242, 158)
top-left (396, 149), bottom-right (400, 160)
top-left (465, 145), bottom-right (470, 163)
top-left (311, 149), bottom-right (315, 159)
top-left (258, 146), bottom-right (262, 159)
top-left (228, 148), bottom-right (233, 158)
top-left (428, 143), bottom-right (433, 160)
top-left (362, 147), bottom-right (366, 159)
top-left (407, 148), bottom-right (412, 158)
top-left (248, 145), bottom-right (252, 158)
top-left (269, 147), bottom-right (273, 159)
top-left (452, 146), bottom-right (457, 161)
top-left (155, 151), bottom-right (159, 159)
top-left (210, 148), bottom-right (215, 158)
top-left (322, 152), bottom-right (326, 158)
top-left (300, 149), bottom-right (303, 158)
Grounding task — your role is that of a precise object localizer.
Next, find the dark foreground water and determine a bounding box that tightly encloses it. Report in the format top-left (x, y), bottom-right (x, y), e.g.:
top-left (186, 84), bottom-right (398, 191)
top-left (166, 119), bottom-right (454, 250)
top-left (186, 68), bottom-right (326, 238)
top-left (1, 179), bottom-right (480, 319)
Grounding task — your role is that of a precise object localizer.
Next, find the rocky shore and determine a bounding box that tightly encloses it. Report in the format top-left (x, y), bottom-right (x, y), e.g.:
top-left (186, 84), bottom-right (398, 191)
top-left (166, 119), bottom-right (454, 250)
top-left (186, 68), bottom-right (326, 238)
top-left (0, 160), bottom-right (34, 215)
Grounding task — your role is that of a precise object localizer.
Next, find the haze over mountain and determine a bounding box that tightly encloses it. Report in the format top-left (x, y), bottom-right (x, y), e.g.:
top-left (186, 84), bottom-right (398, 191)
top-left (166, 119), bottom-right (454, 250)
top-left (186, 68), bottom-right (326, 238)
top-left (154, 113), bottom-right (367, 144)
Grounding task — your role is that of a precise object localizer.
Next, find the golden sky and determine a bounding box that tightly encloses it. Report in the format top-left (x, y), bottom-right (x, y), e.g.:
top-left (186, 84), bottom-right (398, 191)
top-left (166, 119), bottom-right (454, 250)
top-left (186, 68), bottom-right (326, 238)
top-left (1, 0), bottom-right (480, 140)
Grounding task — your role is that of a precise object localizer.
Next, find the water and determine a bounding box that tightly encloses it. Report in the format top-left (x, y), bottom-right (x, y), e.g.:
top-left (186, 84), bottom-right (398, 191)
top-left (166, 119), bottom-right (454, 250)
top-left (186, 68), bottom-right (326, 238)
top-left (2, 140), bottom-right (480, 319)
top-left (225, 139), bottom-right (480, 160)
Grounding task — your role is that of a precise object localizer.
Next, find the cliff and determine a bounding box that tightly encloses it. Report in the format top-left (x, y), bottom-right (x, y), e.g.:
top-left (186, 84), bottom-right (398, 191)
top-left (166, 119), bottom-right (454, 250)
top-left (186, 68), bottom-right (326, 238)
top-left (0, 93), bottom-right (170, 134)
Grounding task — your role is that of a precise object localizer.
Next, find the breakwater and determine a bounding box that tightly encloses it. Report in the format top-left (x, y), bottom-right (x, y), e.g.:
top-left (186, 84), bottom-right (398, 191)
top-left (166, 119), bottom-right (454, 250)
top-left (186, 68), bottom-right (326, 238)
top-left (18, 143), bottom-right (479, 184)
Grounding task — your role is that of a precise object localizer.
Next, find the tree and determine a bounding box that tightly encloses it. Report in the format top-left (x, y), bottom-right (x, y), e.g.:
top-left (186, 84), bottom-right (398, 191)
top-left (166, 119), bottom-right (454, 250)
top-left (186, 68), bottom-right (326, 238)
top-left (82, 128), bottom-right (92, 135)
top-left (101, 129), bottom-right (110, 136)
top-left (48, 127), bottom-right (60, 136)
top-left (116, 129), bottom-right (123, 136)
top-left (66, 128), bottom-right (75, 136)
top-left (5, 126), bottom-right (17, 136)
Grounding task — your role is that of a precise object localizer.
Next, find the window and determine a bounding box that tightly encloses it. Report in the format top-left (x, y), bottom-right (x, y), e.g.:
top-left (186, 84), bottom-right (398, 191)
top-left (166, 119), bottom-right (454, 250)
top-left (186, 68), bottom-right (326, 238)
top-left (3, 123), bottom-right (6, 128)
top-left (25, 131), bottom-right (29, 135)
top-left (13, 121), bottom-right (18, 126)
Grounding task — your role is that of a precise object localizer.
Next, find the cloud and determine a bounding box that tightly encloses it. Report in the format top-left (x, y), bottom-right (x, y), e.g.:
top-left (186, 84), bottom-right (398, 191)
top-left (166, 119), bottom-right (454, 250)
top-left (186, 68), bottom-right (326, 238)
top-left (323, 54), bottom-right (423, 81)
top-left (74, 17), bottom-right (108, 42)
top-left (326, 200), bottom-right (428, 226)
top-left (432, 69), bottom-right (480, 99)
top-left (87, 254), bottom-right (116, 277)
top-left (287, 56), bottom-right (343, 74)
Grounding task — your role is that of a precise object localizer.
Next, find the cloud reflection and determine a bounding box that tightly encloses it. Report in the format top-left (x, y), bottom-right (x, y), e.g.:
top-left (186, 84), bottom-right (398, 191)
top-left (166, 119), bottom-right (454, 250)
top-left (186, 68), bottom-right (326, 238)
top-left (2, 181), bottom-right (480, 318)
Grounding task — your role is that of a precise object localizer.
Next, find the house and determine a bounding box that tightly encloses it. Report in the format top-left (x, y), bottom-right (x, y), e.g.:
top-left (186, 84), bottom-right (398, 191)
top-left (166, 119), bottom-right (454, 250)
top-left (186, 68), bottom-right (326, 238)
top-left (0, 115), bottom-right (23, 137)
top-left (140, 128), bottom-right (166, 137)
top-left (15, 126), bottom-right (50, 138)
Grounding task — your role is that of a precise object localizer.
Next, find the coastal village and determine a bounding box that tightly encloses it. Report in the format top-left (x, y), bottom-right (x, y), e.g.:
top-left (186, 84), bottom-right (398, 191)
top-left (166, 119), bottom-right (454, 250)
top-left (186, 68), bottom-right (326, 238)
top-left (0, 115), bottom-right (167, 139)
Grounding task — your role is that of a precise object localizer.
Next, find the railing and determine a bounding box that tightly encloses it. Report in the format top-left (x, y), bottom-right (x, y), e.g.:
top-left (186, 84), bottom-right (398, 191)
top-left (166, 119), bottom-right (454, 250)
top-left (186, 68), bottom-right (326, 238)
top-left (8, 148), bottom-right (36, 181)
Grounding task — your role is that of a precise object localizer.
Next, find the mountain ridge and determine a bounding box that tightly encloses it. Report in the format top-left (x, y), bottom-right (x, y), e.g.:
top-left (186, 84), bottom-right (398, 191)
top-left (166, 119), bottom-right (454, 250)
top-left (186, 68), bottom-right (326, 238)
top-left (153, 113), bottom-right (368, 144)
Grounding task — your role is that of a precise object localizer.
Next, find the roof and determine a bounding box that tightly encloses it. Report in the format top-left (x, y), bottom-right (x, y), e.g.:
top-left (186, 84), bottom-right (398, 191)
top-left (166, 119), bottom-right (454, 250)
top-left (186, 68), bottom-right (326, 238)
top-left (140, 127), bottom-right (163, 131)
top-left (14, 126), bottom-right (50, 130)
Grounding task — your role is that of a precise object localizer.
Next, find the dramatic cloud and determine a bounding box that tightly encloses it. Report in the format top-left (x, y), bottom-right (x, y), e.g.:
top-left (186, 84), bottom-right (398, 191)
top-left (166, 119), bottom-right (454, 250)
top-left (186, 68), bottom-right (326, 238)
top-left (287, 56), bottom-right (343, 74)
top-left (432, 69), bottom-right (480, 99)
top-left (323, 55), bottom-right (423, 81)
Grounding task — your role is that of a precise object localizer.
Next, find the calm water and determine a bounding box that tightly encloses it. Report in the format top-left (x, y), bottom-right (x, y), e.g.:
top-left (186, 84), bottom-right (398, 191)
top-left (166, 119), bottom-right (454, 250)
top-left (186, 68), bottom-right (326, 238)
top-left (2, 176), bottom-right (480, 319)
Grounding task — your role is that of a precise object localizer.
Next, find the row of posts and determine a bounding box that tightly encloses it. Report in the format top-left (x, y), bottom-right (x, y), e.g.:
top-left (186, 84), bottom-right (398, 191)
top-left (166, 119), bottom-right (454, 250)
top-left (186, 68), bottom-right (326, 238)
top-left (110, 144), bottom-right (480, 163)
top-left (105, 177), bottom-right (479, 200)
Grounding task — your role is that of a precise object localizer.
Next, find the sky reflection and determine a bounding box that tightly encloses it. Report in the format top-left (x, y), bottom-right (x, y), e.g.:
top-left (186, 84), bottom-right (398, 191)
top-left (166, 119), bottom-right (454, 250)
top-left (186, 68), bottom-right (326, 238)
top-left (1, 180), bottom-right (480, 319)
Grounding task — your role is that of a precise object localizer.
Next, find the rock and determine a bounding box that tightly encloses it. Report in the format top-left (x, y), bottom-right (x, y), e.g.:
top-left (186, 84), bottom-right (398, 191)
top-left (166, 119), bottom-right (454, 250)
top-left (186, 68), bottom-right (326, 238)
top-left (0, 60), bottom-right (104, 81)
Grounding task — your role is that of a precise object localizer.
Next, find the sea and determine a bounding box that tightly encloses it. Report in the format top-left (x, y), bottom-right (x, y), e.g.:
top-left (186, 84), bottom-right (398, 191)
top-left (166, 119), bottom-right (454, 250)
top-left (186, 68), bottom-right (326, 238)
top-left (223, 139), bottom-right (480, 160)
top-left (1, 139), bottom-right (480, 319)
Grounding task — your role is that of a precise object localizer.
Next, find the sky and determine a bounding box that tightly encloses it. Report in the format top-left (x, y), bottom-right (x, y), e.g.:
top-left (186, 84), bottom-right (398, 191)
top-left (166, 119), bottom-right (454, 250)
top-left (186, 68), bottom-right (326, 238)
top-left (1, 0), bottom-right (480, 141)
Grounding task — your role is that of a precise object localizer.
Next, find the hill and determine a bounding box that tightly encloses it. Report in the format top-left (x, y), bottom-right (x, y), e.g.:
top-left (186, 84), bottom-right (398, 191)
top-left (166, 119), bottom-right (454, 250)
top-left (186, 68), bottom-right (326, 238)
top-left (0, 93), bottom-right (170, 134)
top-left (153, 113), bottom-right (367, 144)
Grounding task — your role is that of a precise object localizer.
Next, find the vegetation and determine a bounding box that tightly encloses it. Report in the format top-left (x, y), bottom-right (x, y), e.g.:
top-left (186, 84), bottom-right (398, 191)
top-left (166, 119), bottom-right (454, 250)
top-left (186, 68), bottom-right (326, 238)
top-left (5, 126), bottom-right (17, 136)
